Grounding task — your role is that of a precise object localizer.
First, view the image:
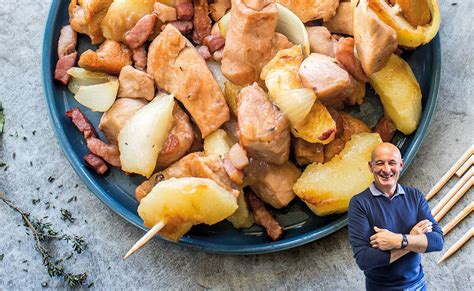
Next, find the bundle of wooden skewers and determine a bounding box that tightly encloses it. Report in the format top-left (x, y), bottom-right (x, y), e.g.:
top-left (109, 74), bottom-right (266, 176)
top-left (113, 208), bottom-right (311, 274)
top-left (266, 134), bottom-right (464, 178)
top-left (426, 145), bottom-right (473, 264)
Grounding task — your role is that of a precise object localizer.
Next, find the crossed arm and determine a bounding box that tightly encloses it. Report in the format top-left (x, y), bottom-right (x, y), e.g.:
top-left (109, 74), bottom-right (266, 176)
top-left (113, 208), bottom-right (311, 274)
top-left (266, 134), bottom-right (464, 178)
top-left (348, 195), bottom-right (444, 271)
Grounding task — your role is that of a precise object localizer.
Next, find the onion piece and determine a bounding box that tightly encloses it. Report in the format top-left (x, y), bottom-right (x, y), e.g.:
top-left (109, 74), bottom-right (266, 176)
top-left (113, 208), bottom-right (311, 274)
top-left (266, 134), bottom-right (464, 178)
top-left (118, 94), bottom-right (175, 178)
top-left (207, 61), bottom-right (228, 91)
top-left (67, 67), bottom-right (114, 94)
top-left (273, 88), bottom-right (316, 126)
top-left (73, 79), bottom-right (119, 112)
top-left (203, 129), bottom-right (233, 157)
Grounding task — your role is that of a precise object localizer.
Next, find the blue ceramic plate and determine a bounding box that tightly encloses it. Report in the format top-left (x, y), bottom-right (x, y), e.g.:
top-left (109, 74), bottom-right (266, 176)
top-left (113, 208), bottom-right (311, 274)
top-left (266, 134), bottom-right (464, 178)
top-left (42, 0), bottom-right (441, 254)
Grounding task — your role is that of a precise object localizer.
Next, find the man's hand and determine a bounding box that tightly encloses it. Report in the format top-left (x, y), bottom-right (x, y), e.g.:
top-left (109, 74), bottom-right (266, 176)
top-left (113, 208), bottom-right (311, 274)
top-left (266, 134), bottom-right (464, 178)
top-left (410, 219), bottom-right (433, 235)
top-left (370, 226), bottom-right (403, 251)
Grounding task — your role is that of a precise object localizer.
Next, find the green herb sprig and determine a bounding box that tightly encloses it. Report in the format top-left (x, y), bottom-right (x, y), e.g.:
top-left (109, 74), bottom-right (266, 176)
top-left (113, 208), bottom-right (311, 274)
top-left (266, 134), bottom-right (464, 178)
top-left (0, 193), bottom-right (88, 287)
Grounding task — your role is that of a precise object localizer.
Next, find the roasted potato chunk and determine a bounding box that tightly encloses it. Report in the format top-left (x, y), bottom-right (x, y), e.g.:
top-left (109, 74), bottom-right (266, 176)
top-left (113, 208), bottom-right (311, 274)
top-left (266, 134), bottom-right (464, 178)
top-left (68, 0), bottom-right (114, 44)
top-left (293, 133), bottom-right (382, 216)
top-left (292, 101), bottom-right (336, 144)
top-left (369, 54), bottom-right (422, 135)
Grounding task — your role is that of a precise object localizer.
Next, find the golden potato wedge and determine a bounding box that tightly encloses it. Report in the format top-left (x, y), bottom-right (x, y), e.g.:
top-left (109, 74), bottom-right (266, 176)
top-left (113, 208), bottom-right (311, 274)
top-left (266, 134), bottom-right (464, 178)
top-left (138, 177), bottom-right (238, 241)
top-left (203, 129), bottom-right (233, 157)
top-left (369, 54), bottom-right (422, 135)
top-left (293, 132), bottom-right (382, 216)
top-left (101, 0), bottom-right (156, 42)
top-left (291, 101), bottom-right (336, 144)
top-left (224, 82), bottom-right (242, 116)
top-left (226, 189), bottom-right (255, 229)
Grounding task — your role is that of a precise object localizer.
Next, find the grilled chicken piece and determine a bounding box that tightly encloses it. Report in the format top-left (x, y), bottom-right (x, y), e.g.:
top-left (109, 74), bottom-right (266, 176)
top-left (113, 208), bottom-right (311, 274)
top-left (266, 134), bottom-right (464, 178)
top-left (293, 138), bottom-right (325, 166)
top-left (354, 0), bottom-right (397, 75)
top-left (299, 53), bottom-right (365, 108)
top-left (78, 40), bottom-right (132, 75)
top-left (147, 24), bottom-right (230, 138)
top-left (68, 0), bottom-right (113, 44)
top-left (135, 152), bottom-right (238, 201)
top-left (156, 105), bottom-right (195, 169)
top-left (323, 2), bottom-right (353, 35)
top-left (277, 0), bottom-right (339, 22)
top-left (246, 191), bottom-right (283, 241)
top-left (99, 98), bottom-right (148, 145)
top-left (244, 158), bottom-right (301, 209)
top-left (118, 65), bottom-right (155, 101)
top-left (237, 83), bottom-right (290, 165)
top-left (306, 26), bottom-right (336, 57)
top-left (221, 0), bottom-right (278, 86)
top-left (324, 112), bottom-right (371, 162)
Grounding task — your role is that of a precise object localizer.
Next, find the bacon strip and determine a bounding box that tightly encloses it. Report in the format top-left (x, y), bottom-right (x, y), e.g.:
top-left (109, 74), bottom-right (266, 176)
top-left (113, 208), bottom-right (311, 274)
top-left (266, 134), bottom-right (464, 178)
top-left (176, 0), bottom-right (194, 20)
top-left (335, 37), bottom-right (368, 82)
top-left (373, 115), bottom-right (397, 142)
top-left (66, 107), bottom-right (97, 139)
top-left (86, 137), bottom-right (121, 167)
top-left (124, 14), bottom-right (157, 49)
top-left (58, 25), bottom-right (77, 58)
top-left (84, 153), bottom-right (109, 174)
top-left (132, 46), bottom-right (147, 71)
top-left (223, 157), bottom-right (244, 185)
top-left (192, 0), bottom-right (211, 44)
top-left (203, 35), bottom-right (225, 53)
top-left (246, 191), bottom-right (284, 241)
top-left (167, 20), bottom-right (193, 34)
top-left (54, 52), bottom-right (77, 85)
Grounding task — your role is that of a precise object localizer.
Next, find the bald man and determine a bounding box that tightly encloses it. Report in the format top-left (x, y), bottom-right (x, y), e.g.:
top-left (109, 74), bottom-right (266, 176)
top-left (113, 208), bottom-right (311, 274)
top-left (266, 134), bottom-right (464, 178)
top-left (348, 143), bottom-right (444, 291)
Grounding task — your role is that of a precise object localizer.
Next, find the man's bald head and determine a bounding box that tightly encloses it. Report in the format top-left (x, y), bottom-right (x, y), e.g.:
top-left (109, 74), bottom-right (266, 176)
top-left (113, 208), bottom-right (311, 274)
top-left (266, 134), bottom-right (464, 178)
top-left (371, 143), bottom-right (402, 163)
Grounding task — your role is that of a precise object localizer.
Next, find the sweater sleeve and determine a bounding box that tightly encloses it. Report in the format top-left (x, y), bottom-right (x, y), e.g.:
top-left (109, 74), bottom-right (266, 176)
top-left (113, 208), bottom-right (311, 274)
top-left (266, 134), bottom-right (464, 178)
top-left (417, 190), bottom-right (444, 252)
top-left (348, 196), bottom-right (391, 271)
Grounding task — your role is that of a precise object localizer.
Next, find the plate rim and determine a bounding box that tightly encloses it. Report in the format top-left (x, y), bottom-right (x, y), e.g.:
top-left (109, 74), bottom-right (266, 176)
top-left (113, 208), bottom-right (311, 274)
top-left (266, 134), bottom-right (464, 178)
top-left (41, 0), bottom-right (441, 255)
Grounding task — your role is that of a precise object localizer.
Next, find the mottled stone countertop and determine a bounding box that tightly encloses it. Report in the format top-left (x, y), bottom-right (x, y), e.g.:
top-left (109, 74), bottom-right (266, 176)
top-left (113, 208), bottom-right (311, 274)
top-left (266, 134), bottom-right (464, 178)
top-left (0, 0), bottom-right (472, 289)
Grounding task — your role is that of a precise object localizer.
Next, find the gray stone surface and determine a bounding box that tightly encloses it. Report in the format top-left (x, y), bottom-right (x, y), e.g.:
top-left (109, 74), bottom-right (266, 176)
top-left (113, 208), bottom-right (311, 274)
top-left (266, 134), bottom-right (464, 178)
top-left (0, 0), bottom-right (473, 289)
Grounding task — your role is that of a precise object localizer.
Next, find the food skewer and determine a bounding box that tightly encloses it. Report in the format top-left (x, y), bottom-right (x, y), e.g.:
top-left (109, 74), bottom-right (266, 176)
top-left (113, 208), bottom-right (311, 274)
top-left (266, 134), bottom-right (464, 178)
top-left (426, 145), bottom-right (474, 201)
top-left (431, 168), bottom-right (473, 216)
top-left (434, 176), bottom-right (473, 222)
top-left (455, 155), bottom-right (473, 177)
top-left (437, 227), bottom-right (474, 264)
top-left (442, 202), bottom-right (474, 235)
top-left (124, 220), bottom-right (166, 259)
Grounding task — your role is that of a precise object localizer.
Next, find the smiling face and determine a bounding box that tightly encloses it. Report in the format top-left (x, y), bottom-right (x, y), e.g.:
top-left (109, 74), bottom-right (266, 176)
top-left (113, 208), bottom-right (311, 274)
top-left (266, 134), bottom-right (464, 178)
top-left (368, 143), bottom-right (404, 194)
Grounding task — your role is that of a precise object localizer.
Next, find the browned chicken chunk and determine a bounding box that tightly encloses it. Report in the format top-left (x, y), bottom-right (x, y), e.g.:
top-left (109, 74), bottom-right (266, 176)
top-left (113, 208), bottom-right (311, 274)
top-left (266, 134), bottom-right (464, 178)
top-left (156, 105), bottom-right (195, 169)
top-left (147, 24), bottom-right (230, 138)
top-left (79, 40), bottom-right (132, 75)
top-left (354, 0), bottom-right (397, 75)
top-left (237, 83), bottom-right (290, 165)
top-left (246, 191), bottom-right (283, 241)
top-left (293, 138), bottom-right (325, 166)
top-left (277, 0), bottom-right (339, 22)
top-left (306, 26), bottom-right (336, 57)
top-left (135, 152), bottom-right (238, 201)
top-left (323, 2), bottom-right (353, 35)
top-left (244, 158), bottom-right (301, 209)
top-left (118, 65), bottom-right (155, 101)
top-left (221, 0), bottom-right (278, 86)
top-left (299, 53), bottom-right (365, 108)
top-left (210, 0), bottom-right (231, 21)
top-left (68, 0), bottom-right (113, 44)
top-left (99, 98), bottom-right (148, 145)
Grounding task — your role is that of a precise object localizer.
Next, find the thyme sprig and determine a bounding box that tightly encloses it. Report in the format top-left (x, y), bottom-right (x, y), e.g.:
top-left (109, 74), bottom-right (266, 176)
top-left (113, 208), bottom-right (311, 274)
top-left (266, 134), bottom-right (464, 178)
top-left (0, 193), bottom-right (88, 287)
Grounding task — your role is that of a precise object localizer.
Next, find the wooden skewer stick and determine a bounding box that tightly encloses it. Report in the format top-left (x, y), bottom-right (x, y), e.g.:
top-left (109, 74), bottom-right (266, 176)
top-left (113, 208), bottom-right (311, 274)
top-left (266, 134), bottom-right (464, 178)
top-left (431, 168), bottom-right (473, 216)
top-left (426, 145), bottom-right (474, 201)
top-left (124, 220), bottom-right (166, 259)
top-left (455, 155), bottom-right (473, 177)
top-left (437, 227), bottom-right (474, 264)
top-left (434, 176), bottom-right (473, 222)
top-left (442, 202), bottom-right (474, 235)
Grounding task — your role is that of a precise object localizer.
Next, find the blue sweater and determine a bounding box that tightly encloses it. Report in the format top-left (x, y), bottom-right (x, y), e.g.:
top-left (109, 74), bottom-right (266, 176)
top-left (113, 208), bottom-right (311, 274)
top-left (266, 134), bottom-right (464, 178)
top-left (348, 184), bottom-right (444, 290)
